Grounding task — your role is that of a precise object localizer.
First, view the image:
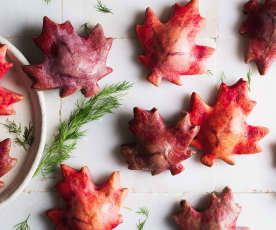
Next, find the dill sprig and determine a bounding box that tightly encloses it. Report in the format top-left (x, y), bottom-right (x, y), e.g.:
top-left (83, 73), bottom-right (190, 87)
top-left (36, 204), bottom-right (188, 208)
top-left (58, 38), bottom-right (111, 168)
top-left (2, 120), bottom-right (34, 151)
top-left (125, 207), bottom-right (150, 230)
top-left (136, 208), bottom-right (149, 230)
top-left (95, 0), bottom-right (113, 14)
top-left (124, 206), bottom-right (134, 212)
top-left (44, 0), bottom-right (51, 4)
top-left (206, 70), bottom-right (213, 76)
top-left (247, 69), bottom-right (252, 92)
top-left (14, 215), bottom-right (31, 230)
top-left (33, 81), bottom-right (132, 177)
top-left (81, 23), bottom-right (90, 36)
top-left (136, 207), bottom-right (149, 217)
top-left (220, 72), bottom-right (226, 83)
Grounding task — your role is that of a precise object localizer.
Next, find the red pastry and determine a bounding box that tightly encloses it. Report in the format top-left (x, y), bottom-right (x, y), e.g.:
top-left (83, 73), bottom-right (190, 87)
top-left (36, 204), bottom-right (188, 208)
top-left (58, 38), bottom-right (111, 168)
top-left (240, 0), bottom-right (276, 75)
top-left (188, 78), bottom-right (269, 167)
top-left (173, 187), bottom-right (249, 230)
top-left (47, 164), bottom-right (128, 230)
top-left (136, 0), bottom-right (215, 86)
top-left (23, 17), bottom-right (113, 98)
top-left (0, 44), bottom-right (23, 115)
top-left (0, 138), bottom-right (17, 188)
top-left (121, 107), bottom-right (199, 175)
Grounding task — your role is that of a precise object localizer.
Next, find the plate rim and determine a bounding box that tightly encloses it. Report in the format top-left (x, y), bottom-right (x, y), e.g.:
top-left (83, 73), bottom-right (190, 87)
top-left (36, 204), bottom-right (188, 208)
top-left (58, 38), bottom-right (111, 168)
top-left (0, 36), bottom-right (47, 208)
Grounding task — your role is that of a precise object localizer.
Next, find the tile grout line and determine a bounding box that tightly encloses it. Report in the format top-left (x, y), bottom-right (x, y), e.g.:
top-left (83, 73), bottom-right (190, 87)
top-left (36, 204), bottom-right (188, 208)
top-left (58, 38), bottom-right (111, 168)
top-left (3, 35), bottom-right (138, 40)
top-left (59, 99), bottom-right (62, 124)
top-left (23, 189), bottom-right (276, 195)
top-left (4, 35), bottom-right (218, 42)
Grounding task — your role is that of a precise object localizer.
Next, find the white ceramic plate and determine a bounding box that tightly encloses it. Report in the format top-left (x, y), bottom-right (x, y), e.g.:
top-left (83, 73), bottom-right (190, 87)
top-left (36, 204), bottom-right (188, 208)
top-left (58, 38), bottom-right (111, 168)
top-left (0, 36), bottom-right (46, 208)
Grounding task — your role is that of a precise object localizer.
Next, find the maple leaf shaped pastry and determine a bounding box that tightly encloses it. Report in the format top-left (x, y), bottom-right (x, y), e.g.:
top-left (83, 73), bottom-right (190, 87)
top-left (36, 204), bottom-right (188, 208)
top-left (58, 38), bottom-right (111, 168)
top-left (173, 187), bottom-right (249, 230)
top-left (0, 44), bottom-right (24, 115)
top-left (23, 17), bottom-right (113, 98)
top-left (120, 107), bottom-right (199, 175)
top-left (46, 164), bottom-right (128, 230)
top-left (240, 0), bottom-right (276, 75)
top-left (188, 78), bottom-right (269, 167)
top-left (0, 138), bottom-right (17, 188)
top-left (136, 0), bottom-right (215, 86)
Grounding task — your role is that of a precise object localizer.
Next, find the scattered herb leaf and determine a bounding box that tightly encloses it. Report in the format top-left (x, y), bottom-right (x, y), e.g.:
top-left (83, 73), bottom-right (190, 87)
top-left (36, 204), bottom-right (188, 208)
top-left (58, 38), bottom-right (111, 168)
top-left (136, 207), bottom-right (149, 217)
top-left (220, 72), bottom-right (226, 83)
top-left (137, 219), bottom-right (146, 230)
top-left (14, 215), bottom-right (31, 230)
top-left (247, 69), bottom-right (252, 92)
top-left (95, 0), bottom-right (113, 14)
top-left (206, 70), bottom-right (213, 76)
top-left (81, 23), bottom-right (90, 36)
top-left (125, 207), bottom-right (150, 230)
top-left (124, 206), bottom-right (134, 212)
top-left (136, 208), bottom-right (149, 230)
top-left (2, 120), bottom-right (34, 151)
top-left (33, 81), bottom-right (133, 177)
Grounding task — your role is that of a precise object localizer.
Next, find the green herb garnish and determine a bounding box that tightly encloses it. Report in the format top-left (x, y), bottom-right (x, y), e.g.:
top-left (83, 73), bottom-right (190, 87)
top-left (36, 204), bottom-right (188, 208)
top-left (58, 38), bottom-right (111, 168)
top-left (247, 69), bottom-right (252, 92)
top-left (220, 72), bottom-right (226, 83)
top-left (14, 215), bottom-right (31, 230)
top-left (125, 207), bottom-right (150, 230)
top-left (136, 208), bottom-right (149, 230)
top-left (124, 206), bottom-right (134, 212)
top-left (81, 23), bottom-right (90, 36)
top-left (2, 120), bottom-right (34, 151)
top-left (95, 0), bottom-right (113, 14)
top-left (33, 81), bottom-right (132, 177)
top-left (206, 70), bottom-right (213, 76)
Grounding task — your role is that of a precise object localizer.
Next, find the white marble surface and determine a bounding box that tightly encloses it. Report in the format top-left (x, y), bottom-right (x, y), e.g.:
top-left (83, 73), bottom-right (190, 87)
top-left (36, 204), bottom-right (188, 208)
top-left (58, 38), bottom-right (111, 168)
top-left (0, 0), bottom-right (275, 229)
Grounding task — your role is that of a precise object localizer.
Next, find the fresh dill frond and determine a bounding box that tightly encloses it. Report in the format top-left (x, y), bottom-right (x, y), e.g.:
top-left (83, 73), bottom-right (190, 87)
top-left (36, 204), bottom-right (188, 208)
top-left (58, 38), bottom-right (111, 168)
top-left (137, 219), bottom-right (147, 230)
top-left (33, 81), bottom-right (133, 177)
top-left (95, 0), bottom-right (113, 14)
top-left (206, 70), bottom-right (213, 76)
top-left (247, 69), bottom-right (252, 92)
top-left (14, 215), bottom-right (31, 230)
top-left (2, 120), bottom-right (22, 134)
top-left (136, 208), bottom-right (149, 230)
top-left (125, 207), bottom-right (150, 230)
top-left (124, 206), bottom-right (134, 212)
top-left (81, 23), bottom-right (90, 36)
top-left (136, 207), bottom-right (149, 217)
top-left (44, 0), bottom-right (51, 4)
top-left (2, 120), bottom-right (34, 151)
top-left (220, 72), bottom-right (226, 83)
